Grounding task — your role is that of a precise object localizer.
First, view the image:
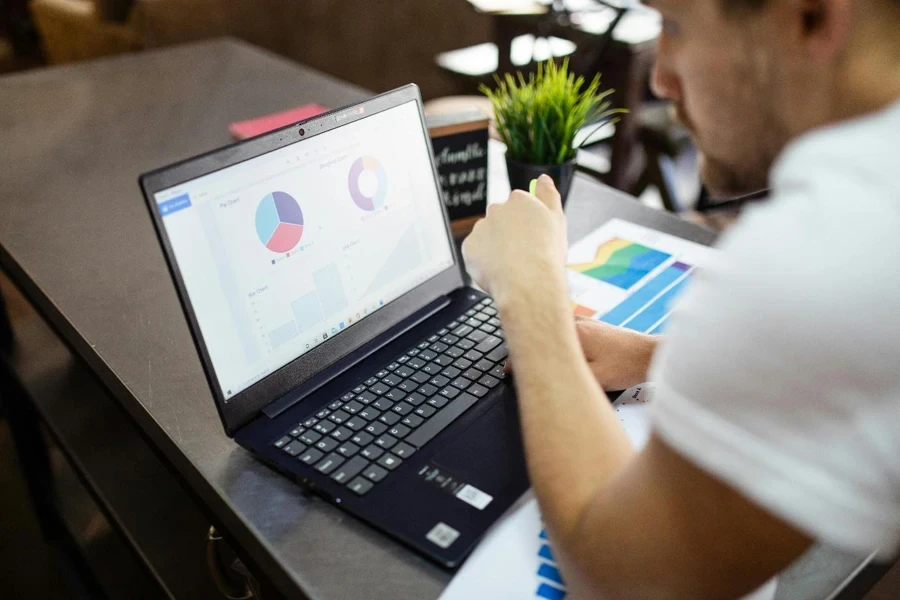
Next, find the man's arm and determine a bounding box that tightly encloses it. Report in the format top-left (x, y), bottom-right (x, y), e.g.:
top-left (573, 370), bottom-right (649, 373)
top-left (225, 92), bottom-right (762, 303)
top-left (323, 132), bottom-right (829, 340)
top-left (464, 176), bottom-right (811, 599)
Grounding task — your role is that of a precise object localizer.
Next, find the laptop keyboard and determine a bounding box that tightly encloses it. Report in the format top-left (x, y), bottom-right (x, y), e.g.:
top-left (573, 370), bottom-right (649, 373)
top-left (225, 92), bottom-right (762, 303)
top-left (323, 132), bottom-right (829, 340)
top-left (272, 297), bottom-right (508, 497)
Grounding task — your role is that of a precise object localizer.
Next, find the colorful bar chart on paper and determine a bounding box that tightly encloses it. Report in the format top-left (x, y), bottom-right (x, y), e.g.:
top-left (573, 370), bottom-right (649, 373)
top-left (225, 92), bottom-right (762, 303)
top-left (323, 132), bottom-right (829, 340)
top-left (569, 237), bottom-right (671, 290)
top-left (598, 261), bottom-right (692, 333)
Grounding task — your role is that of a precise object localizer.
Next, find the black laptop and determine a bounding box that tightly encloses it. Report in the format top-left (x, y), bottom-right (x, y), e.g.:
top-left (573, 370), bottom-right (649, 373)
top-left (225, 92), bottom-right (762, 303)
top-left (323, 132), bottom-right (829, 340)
top-left (139, 85), bottom-right (528, 567)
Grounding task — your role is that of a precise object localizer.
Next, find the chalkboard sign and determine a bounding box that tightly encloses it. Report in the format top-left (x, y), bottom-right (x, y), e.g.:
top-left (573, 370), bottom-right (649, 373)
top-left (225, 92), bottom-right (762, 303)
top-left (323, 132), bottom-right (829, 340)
top-left (427, 110), bottom-right (490, 234)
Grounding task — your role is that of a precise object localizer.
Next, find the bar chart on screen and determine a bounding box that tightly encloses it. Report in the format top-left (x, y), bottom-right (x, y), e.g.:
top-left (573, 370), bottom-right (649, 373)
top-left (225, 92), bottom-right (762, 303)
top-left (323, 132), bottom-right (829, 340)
top-left (567, 219), bottom-right (717, 334)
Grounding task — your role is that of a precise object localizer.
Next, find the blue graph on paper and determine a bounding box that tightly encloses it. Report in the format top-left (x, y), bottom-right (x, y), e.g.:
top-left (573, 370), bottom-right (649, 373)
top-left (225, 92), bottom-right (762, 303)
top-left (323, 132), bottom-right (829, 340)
top-left (536, 528), bottom-right (567, 599)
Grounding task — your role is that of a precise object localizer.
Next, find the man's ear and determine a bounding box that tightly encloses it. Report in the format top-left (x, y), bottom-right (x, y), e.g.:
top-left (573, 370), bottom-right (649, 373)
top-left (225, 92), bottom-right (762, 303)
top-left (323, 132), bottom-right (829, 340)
top-left (799, 0), bottom-right (853, 64)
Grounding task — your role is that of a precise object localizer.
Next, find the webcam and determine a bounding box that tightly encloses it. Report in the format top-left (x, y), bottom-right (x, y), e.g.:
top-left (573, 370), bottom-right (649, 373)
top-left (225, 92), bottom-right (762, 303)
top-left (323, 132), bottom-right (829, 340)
top-left (298, 128), bottom-right (306, 136)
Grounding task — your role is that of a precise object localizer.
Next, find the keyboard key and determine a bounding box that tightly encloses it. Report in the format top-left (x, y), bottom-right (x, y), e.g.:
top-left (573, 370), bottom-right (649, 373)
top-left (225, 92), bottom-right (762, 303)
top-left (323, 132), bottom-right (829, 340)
top-left (359, 407), bottom-right (380, 421)
top-left (465, 308), bottom-right (477, 317)
top-left (475, 359), bottom-right (494, 372)
top-left (314, 420), bottom-right (336, 434)
top-left (427, 334), bottom-right (440, 343)
top-left (474, 312), bottom-right (490, 322)
top-left (440, 386), bottom-right (461, 399)
top-left (487, 317), bottom-right (501, 327)
top-left (430, 375), bottom-right (450, 387)
top-left (404, 393), bottom-right (426, 406)
top-left (328, 410), bottom-right (350, 424)
top-left (419, 350), bottom-right (438, 361)
top-left (385, 389), bottom-right (407, 402)
top-left (347, 477), bottom-right (374, 496)
top-left (428, 395), bottom-right (449, 408)
top-left (316, 437), bottom-right (339, 452)
top-left (430, 342), bottom-right (449, 353)
top-left (422, 363), bottom-right (442, 375)
top-left (464, 349), bottom-right (483, 361)
top-left (372, 398), bottom-right (394, 411)
top-left (382, 373), bottom-right (402, 387)
top-left (392, 442), bottom-right (416, 458)
top-left (487, 346), bottom-right (508, 362)
top-left (451, 377), bottom-right (473, 390)
top-left (274, 436), bottom-right (291, 448)
top-left (343, 400), bottom-right (363, 414)
top-left (331, 456), bottom-right (369, 483)
top-left (444, 346), bottom-right (464, 359)
top-left (330, 426), bottom-right (353, 441)
top-left (475, 335), bottom-right (502, 353)
top-left (437, 328), bottom-right (449, 336)
top-left (282, 440), bottom-right (306, 457)
top-left (442, 366), bottom-right (461, 379)
top-left (388, 397), bottom-right (414, 414)
top-left (352, 385), bottom-right (366, 394)
top-left (364, 377), bottom-right (378, 387)
top-left (457, 339), bottom-right (475, 350)
top-left (315, 453), bottom-right (345, 475)
top-left (441, 334), bottom-right (460, 345)
top-left (411, 370), bottom-right (431, 383)
top-left (375, 434), bottom-right (397, 449)
top-left (407, 348), bottom-right (421, 357)
top-left (378, 412), bottom-right (401, 426)
top-left (299, 430), bottom-right (321, 445)
top-left (490, 365), bottom-right (507, 379)
top-left (302, 416), bottom-right (319, 428)
top-left (408, 357), bottom-right (426, 369)
top-left (360, 445), bottom-right (384, 460)
top-left (370, 382), bottom-right (390, 395)
top-left (397, 355), bottom-right (410, 364)
top-left (337, 442), bottom-right (360, 457)
top-left (452, 357), bottom-right (473, 369)
top-left (396, 365), bottom-right (415, 378)
top-left (289, 425), bottom-right (305, 437)
top-left (388, 424), bottom-right (411, 438)
top-left (376, 370), bottom-right (389, 378)
top-left (344, 416), bottom-right (366, 431)
top-left (365, 421), bottom-right (388, 436)
top-left (419, 383), bottom-right (438, 397)
top-left (377, 454), bottom-right (403, 471)
top-left (351, 431), bottom-right (374, 446)
top-left (447, 319), bottom-right (461, 329)
top-left (417, 341), bottom-right (430, 350)
top-left (452, 325), bottom-right (473, 337)
top-left (356, 391), bottom-right (377, 404)
top-left (398, 380), bottom-right (419, 393)
top-left (469, 384), bottom-right (489, 398)
top-left (401, 414), bottom-right (424, 428)
top-left (386, 362), bottom-right (400, 371)
top-left (483, 306), bottom-right (497, 316)
top-left (316, 408), bottom-right (331, 419)
top-left (479, 375), bottom-right (501, 388)
top-left (363, 465), bottom-right (389, 483)
top-left (433, 354), bottom-right (454, 367)
top-left (415, 405), bottom-right (437, 418)
top-left (342, 392), bottom-right (357, 402)
top-left (299, 448), bottom-right (324, 465)
top-left (468, 330), bottom-right (488, 343)
top-left (464, 368), bottom-right (484, 381)
top-left (406, 393), bottom-right (479, 448)
top-left (479, 324), bottom-right (497, 334)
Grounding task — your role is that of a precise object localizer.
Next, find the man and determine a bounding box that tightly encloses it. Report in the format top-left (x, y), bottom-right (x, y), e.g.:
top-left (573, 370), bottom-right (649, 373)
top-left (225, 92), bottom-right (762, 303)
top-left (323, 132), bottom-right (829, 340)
top-left (461, 0), bottom-right (900, 597)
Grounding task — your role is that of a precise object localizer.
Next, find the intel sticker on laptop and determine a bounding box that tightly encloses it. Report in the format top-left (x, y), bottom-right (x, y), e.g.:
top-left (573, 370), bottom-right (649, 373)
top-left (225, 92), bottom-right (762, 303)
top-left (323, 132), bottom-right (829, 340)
top-left (418, 465), bottom-right (494, 510)
top-left (426, 522), bottom-right (461, 548)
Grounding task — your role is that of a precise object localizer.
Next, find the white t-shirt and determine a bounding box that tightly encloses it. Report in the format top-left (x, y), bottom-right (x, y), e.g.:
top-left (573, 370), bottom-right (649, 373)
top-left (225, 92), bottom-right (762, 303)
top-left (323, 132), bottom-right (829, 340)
top-left (649, 99), bottom-right (900, 559)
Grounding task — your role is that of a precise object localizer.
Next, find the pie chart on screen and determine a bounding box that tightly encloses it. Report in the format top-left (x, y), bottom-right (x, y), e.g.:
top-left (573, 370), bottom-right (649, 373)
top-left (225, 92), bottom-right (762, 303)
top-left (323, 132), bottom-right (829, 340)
top-left (256, 191), bottom-right (304, 253)
top-left (348, 156), bottom-right (388, 211)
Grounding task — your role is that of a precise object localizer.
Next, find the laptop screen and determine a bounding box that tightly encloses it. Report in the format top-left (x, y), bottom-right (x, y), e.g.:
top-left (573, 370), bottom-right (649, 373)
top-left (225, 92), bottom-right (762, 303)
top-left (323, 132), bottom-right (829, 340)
top-left (152, 100), bottom-right (454, 401)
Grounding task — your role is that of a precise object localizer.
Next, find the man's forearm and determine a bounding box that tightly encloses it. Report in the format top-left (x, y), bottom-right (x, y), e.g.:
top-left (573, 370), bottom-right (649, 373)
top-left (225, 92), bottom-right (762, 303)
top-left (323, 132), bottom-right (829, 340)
top-left (495, 273), bottom-right (635, 540)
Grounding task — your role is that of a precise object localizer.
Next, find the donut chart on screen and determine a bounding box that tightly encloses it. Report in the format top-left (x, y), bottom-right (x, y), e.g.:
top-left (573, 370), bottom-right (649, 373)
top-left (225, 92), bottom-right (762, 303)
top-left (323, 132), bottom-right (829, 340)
top-left (348, 156), bottom-right (388, 211)
top-left (255, 191), bottom-right (304, 253)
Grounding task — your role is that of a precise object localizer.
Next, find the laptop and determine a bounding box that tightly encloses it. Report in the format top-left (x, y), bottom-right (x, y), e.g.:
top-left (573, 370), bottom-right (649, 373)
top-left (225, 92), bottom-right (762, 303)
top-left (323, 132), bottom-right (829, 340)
top-left (139, 85), bottom-right (528, 567)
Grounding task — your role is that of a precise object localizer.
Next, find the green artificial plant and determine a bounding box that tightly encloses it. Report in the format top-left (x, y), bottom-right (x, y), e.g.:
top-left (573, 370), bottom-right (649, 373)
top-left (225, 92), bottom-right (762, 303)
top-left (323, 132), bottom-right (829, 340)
top-left (481, 59), bottom-right (624, 166)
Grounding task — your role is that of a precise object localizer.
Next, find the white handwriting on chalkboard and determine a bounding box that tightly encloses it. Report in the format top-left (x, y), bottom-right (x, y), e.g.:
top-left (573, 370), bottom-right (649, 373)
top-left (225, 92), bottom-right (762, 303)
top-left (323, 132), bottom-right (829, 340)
top-left (443, 182), bottom-right (487, 207)
top-left (435, 143), bottom-right (486, 168)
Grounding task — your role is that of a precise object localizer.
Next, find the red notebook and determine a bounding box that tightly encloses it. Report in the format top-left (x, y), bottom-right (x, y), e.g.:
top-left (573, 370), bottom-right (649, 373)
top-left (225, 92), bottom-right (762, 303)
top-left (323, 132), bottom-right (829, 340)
top-left (229, 103), bottom-right (329, 140)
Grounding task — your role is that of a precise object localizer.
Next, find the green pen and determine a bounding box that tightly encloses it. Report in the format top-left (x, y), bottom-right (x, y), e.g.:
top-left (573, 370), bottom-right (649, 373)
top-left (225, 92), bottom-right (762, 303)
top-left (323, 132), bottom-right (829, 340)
top-left (529, 178), bottom-right (538, 195)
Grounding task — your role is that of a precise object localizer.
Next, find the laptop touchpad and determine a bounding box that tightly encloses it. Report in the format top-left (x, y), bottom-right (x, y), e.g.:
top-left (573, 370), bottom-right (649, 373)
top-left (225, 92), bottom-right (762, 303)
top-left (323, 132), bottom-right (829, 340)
top-left (432, 402), bottom-right (527, 494)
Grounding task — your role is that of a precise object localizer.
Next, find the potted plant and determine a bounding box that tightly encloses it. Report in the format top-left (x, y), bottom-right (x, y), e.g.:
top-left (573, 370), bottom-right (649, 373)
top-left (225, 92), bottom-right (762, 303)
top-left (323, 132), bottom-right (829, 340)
top-left (481, 59), bottom-right (623, 204)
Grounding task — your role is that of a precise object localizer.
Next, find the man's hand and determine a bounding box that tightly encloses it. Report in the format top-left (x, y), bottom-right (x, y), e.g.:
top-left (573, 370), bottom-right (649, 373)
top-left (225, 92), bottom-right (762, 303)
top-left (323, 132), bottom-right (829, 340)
top-left (462, 175), bottom-right (568, 304)
top-left (506, 316), bottom-right (659, 390)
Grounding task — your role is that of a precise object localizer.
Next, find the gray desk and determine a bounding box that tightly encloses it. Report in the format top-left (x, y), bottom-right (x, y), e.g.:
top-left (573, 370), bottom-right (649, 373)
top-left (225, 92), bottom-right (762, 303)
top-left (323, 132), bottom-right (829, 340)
top-left (0, 39), bottom-right (871, 599)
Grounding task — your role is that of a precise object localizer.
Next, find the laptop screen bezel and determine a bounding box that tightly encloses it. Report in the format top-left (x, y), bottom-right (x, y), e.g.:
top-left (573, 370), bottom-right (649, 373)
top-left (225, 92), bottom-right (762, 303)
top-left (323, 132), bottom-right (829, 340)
top-left (139, 85), bottom-right (465, 436)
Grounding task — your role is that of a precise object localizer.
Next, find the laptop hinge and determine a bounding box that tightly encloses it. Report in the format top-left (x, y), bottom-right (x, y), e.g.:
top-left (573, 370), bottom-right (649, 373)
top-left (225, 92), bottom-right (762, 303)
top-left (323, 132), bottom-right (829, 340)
top-left (263, 295), bottom-right (452, 420)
